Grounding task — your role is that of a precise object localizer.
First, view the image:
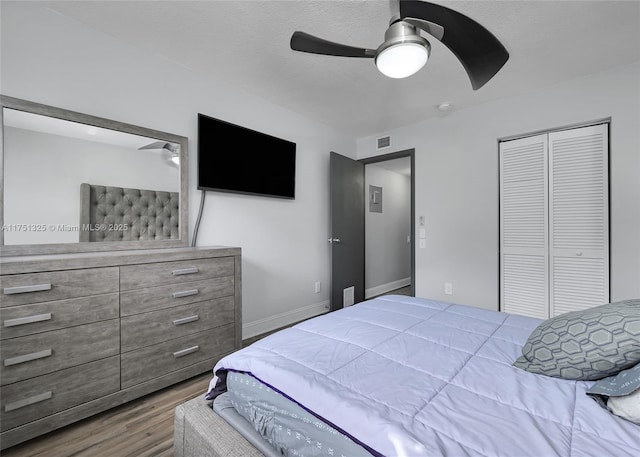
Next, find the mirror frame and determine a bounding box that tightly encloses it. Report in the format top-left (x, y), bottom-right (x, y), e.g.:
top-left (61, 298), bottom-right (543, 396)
top-left (0, 95), bottom-right (189, 256)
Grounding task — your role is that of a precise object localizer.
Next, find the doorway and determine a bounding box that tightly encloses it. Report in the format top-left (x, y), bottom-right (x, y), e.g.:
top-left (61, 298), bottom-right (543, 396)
top-left (361, 149), bottom-right (415, 299)
top-left (329, 149), bottom-right (415, 310)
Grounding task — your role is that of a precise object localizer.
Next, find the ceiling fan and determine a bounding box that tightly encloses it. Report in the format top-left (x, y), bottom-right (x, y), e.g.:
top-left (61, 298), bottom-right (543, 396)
top-left (290, 0), bottom-right (509, 90)
top-left (139, 141), bottom-right (180, 165)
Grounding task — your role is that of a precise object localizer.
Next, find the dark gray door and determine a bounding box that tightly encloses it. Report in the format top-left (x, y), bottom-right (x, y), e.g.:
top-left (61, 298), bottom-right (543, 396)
top-left (330, 152), bottom-right (365, 311)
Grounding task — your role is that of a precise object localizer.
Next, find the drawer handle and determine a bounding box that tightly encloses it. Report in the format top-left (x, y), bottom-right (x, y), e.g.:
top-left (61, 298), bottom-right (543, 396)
top-left (173, 345), bottom-right (199, 358)
top-left (4, 391), bottom-right (53, 413)
top-left (173, 315), bottom-right (200, 326)
top-left (3, 283), bottom-right (52, 295)
top-left (4, 313), bottom-right (53, 328)
top-left (172, 289), bottom-right (199, 299)
top-left (4, 349), bottom-right (53, 367)
top-left (172, 267), bottom-right (199, 276)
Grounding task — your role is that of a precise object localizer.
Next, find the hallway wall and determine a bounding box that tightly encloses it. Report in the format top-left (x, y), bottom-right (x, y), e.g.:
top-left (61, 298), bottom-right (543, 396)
top-left (365, 163), bottom-right (411, 298)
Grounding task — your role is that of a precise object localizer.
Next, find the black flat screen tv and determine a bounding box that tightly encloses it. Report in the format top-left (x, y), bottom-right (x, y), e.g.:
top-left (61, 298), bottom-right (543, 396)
top-left (198, 113), bottom-right (296, 199)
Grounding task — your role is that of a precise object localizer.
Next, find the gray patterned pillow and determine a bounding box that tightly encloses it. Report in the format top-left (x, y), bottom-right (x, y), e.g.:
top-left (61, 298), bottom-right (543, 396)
top-left (514, 299), bottom-right (640, 380)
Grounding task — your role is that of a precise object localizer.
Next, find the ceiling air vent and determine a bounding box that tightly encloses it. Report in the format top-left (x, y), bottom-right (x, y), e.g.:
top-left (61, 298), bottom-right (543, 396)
top-left (376, 135), bottom-right (391, 150)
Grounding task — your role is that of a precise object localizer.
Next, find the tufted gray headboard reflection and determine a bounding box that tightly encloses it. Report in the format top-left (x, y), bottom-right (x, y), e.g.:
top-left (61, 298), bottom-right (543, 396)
top-left (79, 183), bottom-right (179, 242)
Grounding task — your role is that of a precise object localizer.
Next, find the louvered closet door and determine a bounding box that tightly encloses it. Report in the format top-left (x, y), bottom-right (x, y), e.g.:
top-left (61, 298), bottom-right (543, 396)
top-left (500, 134), bottom-right (549, 319)
top-left (549, 124), bottom-right (609, 316)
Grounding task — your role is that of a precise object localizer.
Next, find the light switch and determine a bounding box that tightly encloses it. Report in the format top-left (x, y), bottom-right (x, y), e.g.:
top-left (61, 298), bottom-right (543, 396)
top-left (419, 239), bottom-right (426, 249)
top-left (419, 228), bottom-right (426, 239)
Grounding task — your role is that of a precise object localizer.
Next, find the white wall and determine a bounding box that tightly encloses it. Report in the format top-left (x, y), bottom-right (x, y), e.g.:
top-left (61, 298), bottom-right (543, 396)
top-left (365, 164), bottom-right (411, 297)
top-left (3, 3), bottom-right (637, 331)
top-left (4, 126), bottom-right (178, 245)
top-left (1, 2), bottom-right (356, 337)
top-left (357, 63), bottom-right (640, 310)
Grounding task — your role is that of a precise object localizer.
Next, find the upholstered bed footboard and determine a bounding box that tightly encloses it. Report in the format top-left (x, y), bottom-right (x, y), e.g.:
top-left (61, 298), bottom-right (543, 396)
top-left (174, 396), bottom-right (263, 457)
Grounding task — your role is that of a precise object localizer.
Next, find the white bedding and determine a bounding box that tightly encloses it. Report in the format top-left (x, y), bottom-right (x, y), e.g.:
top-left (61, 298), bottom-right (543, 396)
top-left (212, 295), bottom-right (640, 456)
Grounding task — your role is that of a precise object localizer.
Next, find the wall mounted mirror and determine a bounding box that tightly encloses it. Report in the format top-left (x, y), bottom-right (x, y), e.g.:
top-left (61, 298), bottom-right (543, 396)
top-left (0, 95), bottom-right (188, 256)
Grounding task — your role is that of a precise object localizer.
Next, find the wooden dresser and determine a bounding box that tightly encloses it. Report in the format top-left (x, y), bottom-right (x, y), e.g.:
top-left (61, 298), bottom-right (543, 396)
top-left (0, 246), bottom-right (241, 449)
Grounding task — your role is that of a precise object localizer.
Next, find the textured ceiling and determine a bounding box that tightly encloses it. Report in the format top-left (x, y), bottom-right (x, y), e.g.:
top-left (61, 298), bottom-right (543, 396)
top-left (39, 0), bottom-right (640, 138)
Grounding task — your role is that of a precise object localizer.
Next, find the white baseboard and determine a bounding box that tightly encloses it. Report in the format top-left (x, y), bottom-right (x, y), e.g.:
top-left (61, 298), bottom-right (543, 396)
top-left (365, 277), bottom-right (411, 299)
top-left (242, 300), bottom-right (329, 340)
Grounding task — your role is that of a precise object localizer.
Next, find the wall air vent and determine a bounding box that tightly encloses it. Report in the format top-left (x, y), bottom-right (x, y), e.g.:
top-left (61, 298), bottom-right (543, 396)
top-left (343, 286), bottom-right (355, 307)
top-left (376, 135), bottom-right (391, 150)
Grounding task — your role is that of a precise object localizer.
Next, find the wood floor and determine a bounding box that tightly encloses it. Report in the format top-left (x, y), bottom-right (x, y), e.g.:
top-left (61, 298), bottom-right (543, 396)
top-left (1, 373), bottom-right (211, 457)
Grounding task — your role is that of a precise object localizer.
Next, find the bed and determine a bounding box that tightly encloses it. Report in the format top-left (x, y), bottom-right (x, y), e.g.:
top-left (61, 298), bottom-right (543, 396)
top-left (174, 295), bottom-right (640, 456)
top-left (78, 183), bottom-right (179, 242)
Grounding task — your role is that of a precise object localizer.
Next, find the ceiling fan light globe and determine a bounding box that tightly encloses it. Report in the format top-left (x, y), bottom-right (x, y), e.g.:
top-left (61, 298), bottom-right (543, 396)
top-left (375, 42), bottom-right (429, 79)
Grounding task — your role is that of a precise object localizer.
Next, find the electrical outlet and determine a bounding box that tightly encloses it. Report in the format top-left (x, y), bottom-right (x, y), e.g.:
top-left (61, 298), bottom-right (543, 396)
top-left (444, 282), bottom-right (453, 295)
top-left (315, 281), bottom-right (321, 293)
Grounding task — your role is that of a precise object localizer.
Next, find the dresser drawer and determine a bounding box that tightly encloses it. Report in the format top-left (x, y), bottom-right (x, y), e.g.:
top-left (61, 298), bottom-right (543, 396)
top-left (121, 296), bottom-right (235, 352)
top-left (0, 293), bottom-right (119, 340)
top-left (0, 267), bottom-right (119, 308)
top-left (0, 320), bottom-right (119, 386)
top-left (120, 277), bottom-right (234, 316)
top-left (0, 356), bottom-right (119, 432)
top-left (121, 324), bottom-right (235, 388)
top-left (120, 257), bottom-right (234, 291)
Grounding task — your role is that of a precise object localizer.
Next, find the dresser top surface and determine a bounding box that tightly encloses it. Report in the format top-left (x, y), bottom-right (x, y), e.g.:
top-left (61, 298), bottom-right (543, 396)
top-left (0, 246), bottom-right (241, 275)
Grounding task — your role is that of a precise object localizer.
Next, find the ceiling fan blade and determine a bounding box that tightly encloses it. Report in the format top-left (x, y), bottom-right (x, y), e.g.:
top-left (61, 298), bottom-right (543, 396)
top-left (399, 0), bottom-right (509, 89)
top-left (290, 31), bottom-right (376, 58)
top-left (139, 141), bottom-right (178, 153)
top-left (138, 141), bottom-right (169, 151)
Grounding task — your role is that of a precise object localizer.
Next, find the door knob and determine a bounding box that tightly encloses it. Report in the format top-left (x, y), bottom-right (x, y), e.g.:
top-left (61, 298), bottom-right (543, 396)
top-left (328, 238), bottom-right (341, 243)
